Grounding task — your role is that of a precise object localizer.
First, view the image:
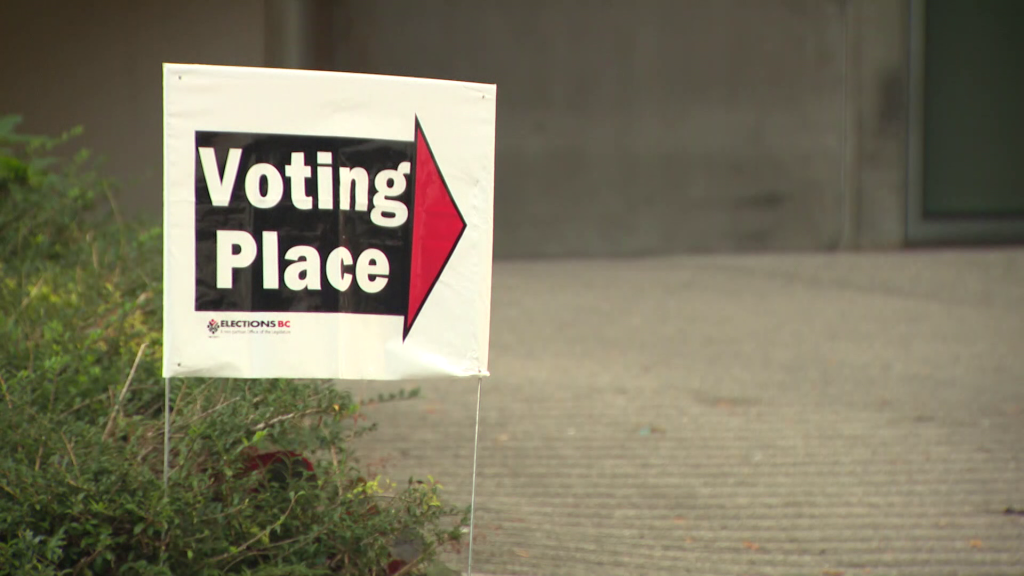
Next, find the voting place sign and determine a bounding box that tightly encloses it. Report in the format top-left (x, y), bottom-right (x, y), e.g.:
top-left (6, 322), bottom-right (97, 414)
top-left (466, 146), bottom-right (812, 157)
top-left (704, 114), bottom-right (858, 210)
top-left (162, 64), bottom-right (495, 380)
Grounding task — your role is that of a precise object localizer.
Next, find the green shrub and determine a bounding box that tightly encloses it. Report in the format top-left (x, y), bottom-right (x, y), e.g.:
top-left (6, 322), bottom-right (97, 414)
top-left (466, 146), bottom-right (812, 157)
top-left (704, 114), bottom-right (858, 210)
top-left (0, 115), bottom-right (467, 576)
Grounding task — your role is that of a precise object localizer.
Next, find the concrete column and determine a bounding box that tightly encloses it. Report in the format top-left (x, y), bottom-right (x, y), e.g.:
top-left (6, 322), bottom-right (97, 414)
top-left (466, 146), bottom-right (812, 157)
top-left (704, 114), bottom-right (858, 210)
top-left (264, 0), bottom-right (335, 70)
top-left (851, 0), bottom-right (911, 249)
top-left (837, 0), bottom-right (862, 250)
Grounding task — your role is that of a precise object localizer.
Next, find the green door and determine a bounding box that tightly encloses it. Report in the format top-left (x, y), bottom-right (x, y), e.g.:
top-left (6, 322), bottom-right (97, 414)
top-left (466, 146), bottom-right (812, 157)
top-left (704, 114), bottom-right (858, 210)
top-left (908, 0), bottom-right (1024, 243)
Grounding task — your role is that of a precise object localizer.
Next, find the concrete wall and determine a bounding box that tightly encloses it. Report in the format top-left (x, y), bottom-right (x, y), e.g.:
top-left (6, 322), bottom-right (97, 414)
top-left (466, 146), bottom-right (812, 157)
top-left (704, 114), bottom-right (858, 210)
top-left (0, 0), bottom-right (912, 257)
top-left (0, 0), bottom-right (265, 217)
top-left (336, 0), bottom-right (908, 258)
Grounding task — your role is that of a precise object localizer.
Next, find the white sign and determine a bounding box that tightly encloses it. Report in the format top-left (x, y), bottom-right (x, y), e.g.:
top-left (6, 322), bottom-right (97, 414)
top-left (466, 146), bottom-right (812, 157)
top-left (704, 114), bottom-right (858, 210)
top-left (162, 64), bottom-right (496, 380)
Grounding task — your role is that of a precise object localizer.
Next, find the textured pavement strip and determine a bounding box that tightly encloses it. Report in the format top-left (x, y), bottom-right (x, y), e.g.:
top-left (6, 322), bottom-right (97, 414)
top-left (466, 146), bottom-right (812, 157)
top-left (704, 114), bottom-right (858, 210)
top-left (346, 249), bottom-right (1024, 576)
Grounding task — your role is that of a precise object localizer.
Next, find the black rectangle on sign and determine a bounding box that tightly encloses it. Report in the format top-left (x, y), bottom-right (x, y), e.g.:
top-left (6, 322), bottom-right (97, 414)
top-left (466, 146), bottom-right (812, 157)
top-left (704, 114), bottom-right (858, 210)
top-left (193, 130), bottom-right (414, 317)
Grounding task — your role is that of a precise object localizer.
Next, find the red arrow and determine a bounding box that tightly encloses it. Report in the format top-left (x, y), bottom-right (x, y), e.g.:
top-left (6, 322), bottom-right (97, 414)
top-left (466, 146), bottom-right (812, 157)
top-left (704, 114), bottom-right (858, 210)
top-left (406, 118), bottom-right (466, 338)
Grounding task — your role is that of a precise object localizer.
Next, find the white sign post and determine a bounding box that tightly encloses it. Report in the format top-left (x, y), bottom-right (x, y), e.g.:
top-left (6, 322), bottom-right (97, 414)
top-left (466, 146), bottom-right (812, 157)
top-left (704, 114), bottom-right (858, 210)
top-left (161, 63), bottom-right (496, 573)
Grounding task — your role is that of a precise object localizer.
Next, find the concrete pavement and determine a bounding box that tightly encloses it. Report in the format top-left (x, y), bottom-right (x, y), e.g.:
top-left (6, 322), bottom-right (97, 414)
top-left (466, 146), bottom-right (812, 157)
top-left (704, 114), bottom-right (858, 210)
top-left (350, 248), bottom-right (1024, 576)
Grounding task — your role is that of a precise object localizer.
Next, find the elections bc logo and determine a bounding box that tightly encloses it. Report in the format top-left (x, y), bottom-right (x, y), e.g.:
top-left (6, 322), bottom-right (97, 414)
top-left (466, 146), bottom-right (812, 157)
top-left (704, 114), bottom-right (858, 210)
top-left (204, 318), bottom-right (293, 337)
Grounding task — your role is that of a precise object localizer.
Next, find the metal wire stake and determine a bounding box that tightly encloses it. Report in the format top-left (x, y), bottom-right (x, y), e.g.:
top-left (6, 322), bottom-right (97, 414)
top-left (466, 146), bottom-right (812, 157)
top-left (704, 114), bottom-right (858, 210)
top-left (467, 375), bottom-right (483, 576)
top-left (163, 377), bottom-right (171, 489)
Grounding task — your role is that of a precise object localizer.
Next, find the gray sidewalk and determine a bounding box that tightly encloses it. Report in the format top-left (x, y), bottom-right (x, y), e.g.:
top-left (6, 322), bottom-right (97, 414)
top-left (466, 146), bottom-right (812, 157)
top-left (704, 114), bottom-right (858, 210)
top-left (350, 248), bottom-right (1024, 576)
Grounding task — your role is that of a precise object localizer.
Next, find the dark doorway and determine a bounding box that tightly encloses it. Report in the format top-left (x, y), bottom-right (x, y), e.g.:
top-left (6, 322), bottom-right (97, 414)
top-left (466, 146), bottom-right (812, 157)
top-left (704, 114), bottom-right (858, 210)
top-left (908, 0), bottom-right (1024, 244)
